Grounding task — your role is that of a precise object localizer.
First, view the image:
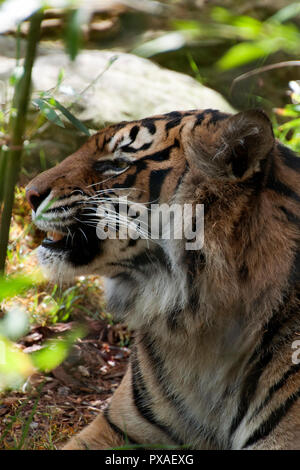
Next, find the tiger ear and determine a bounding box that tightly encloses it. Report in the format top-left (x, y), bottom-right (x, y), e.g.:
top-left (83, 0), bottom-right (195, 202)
top-left (211, 109), bottom-right (274, 179)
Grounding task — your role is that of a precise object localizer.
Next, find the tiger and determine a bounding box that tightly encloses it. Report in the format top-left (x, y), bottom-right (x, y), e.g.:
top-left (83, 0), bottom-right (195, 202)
top-left (25, 108), bottom-right (300, 450)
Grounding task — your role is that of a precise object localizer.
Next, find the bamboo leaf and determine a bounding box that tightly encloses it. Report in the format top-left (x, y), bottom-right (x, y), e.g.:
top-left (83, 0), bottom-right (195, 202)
top-left (32, 98), bottom-right (65, 128)
top-left (47, 98), bottom-right (90, 136)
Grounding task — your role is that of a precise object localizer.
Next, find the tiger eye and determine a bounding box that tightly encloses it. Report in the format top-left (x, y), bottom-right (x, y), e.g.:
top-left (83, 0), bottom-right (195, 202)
top-left (116, 160), bottom-right (129, 168)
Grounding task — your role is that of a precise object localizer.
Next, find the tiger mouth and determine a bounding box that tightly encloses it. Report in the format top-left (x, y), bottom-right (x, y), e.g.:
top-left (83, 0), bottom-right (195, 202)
top-left (38, 217), bottom-right (102, 266)
top-left (32, 193), bottom-right (104, 266)
top-left (42, 231), bottom-right (69, 251)
top-left (41, 225), bottom-right (90, 253)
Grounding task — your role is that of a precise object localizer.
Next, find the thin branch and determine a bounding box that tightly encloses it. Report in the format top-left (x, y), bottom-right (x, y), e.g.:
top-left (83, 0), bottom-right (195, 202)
top-left (230, 61), bottom-right (300, 93)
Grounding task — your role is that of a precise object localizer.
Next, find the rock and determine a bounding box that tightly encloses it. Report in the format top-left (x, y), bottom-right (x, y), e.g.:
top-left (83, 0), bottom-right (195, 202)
top-left (29, 422), bottom-right (39, 429)
top-left (31, 50), bottom-right (235, 126)
top-left (78, 365), bottom-right (90, 377)
top-left (57, 385), bottom-right (70, 396)
top-left (0, 49), bottom-right (234, 176)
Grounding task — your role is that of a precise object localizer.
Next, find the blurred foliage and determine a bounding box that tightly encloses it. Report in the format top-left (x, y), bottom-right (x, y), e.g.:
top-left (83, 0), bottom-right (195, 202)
top-left (171, 5), bottom-right (300, 70)
top-left (158, 2), bottom-right (300, 152)
top-left (274, 80), bottom-right (300, 152)
top-left (41, 284), bottom-right (84, 324)
top-left (0, 273), bottom-right (39, 302)
top-left (0, 273), bottom-right (85, 391)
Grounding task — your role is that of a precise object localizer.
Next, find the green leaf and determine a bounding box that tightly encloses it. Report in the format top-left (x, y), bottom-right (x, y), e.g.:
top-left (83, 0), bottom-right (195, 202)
top-left (57, 68), bottom-right (65, 86)
top-left (217, 42), bottom-right (267, 70)
top-left (0, 335), bottom-right (35, 391)
top-left (211, 6), bottom-right (233, 23)
top-left (0, 274), bottom-right (39, 302)
top-left (279, 118), bottom-right (300, 132)
top-left (64, 8), bottom-right (82, 61)
top-left (47, 98), bottom-right (90, 136)
top-left (32, 98), bottom-right (65, 128)
top-left (186, 52), bottom-right (203, 83)
top-left (232, 16), bottom-right (262, 39)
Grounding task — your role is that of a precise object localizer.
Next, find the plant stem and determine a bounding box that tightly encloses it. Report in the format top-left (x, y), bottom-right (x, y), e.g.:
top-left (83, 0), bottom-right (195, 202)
top-left (0, 147), bottom-right (8, 205)
top-left (0, 10), bottom-right (43, 274)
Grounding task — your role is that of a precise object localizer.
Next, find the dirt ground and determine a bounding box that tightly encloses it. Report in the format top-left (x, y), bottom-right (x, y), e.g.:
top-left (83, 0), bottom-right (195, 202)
top-left (0, 316), bottom-right (130, 450)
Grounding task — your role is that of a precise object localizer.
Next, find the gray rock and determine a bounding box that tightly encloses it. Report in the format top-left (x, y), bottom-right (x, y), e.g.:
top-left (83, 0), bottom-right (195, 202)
top-left (0, 50), bottom-right (234, 175)
top-left (31, 50), bottom-right (234, 126)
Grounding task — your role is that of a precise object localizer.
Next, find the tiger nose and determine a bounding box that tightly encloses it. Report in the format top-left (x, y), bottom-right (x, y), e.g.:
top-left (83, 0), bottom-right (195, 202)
top-left (26, 187), bottom-right (49, 212)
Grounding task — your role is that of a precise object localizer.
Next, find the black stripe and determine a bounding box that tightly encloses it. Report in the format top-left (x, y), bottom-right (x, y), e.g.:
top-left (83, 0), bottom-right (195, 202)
top-left (269, 178), bottom-right (300, 203)
top-left (239, 262), bottom-right (249, 282)
top-left (112, 172), bottom-right (138, 189)
top-left (207, 110), bottom-right (228, 125)
top-left (97, 133), bottom-right (112, 152)
top-left (120, 140), bottom-right (179, 164)
top-left (166, 308), bottom-right (182, 330)
top-left (243, 387), bottom-right (300, 448)
top-left (278, 143), bottom-right (300, 172)
top-left (175, 161), bottom-right (190, 192)
top-left (131, 349), bottom-right (183, 445)
top-left (193, 111), bottom-right (206, 128)
top-left (229, 311), bottom-right (288, 436)
top-left (112, 160), bottom-right (147, 189)
top-left (251, 362), bottom-right (300, 418)
top-left (121, 141), bottom-right (153, 154)
top-left (149, 168), bottom-right (171, 203)
top-left (140, 146), bottom-right (173, 163)
top-left (142, 333), bottom-right (219, 448)
top-left (127, 238), bottom-right (138, 247)
top-left (193, 109), bottom-right (229, 129)
top-left (165, 116), bottom-right (182, 134)
top-left (266, 159), bottom-right (300, 203)
top-left (229, 348), bottom-right (274, 438)
top-left (278, 206), bottom-right (300, 226)
top-left (230, 295), bottom-right (300, 439)
top-left (129, 125), bottom-right (139, 141)
top-left (109, 247), bottom-right (170, 274)
top-left (142, 119), bottom-right (156, 135)
top-left (288, 249), bottom-right (300, 285)
top-left (110, 271), bottom-right (134, 281)
top-left (103, 407), bottom-right (139, 445)
top-left (165, 111), bottom-right (185, 120)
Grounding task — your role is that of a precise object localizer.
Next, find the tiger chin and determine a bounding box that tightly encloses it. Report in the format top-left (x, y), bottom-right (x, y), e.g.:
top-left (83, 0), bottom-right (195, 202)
top-left (26, 108), bottom-right (300, 450)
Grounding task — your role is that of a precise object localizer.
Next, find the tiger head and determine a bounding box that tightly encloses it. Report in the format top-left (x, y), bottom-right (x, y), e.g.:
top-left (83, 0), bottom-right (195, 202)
top-left (26, 109), bottom-right (300, 329)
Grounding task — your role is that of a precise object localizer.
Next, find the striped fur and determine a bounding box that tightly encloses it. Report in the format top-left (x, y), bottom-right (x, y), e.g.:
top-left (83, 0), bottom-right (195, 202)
top-left (26, 109), bottom-right (300, 449)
